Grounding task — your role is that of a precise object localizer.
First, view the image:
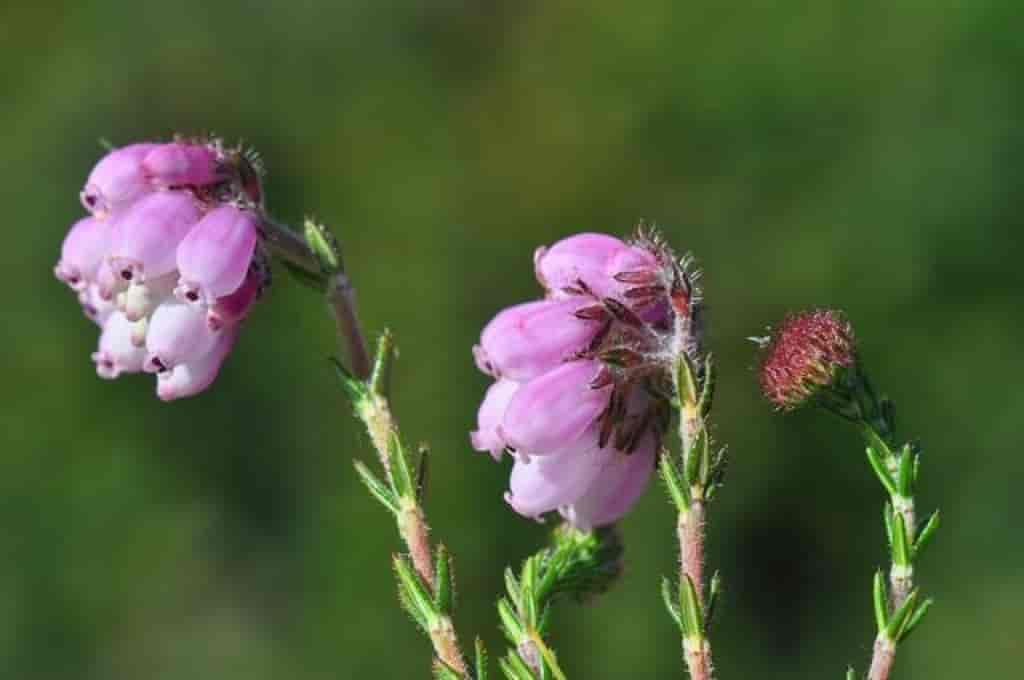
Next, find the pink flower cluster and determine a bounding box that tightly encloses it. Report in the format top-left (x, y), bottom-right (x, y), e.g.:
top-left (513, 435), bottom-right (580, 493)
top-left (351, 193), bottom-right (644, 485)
top-left (471, 233), bottom-right (674, 530)
top-left (55, 140), bottom-right (266, 400)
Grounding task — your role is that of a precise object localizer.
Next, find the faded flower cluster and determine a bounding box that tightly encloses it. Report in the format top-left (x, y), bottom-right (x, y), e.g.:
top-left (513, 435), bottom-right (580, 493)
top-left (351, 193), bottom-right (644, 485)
top-left (56, 139), bottom-right (267, 400)
top-left (471, 233), bottom-right (693, 530)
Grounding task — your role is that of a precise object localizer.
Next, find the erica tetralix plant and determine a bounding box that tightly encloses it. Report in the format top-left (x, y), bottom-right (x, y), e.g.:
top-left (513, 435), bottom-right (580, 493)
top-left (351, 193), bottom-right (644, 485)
top-left (471, 231), bottom-right (703, 530)
top-left (56, 137), bottom-right (269, 400)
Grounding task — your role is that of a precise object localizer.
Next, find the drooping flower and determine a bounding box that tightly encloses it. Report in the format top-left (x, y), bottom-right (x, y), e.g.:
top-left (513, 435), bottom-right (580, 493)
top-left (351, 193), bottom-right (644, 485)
top-left (470, 230), bottom-right (689, 530)
top-left (56, 137), bottom-right (267, 399)
top-left (758, 309), bottom-right (856, 411)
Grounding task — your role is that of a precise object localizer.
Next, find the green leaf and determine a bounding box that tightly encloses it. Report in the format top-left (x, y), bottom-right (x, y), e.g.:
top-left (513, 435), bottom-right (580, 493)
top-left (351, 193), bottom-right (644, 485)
top-left (281, 258), bottom-right (327, 291)
top-left (659, 454), bottom-right (690, 512)
top-left (661, 576), bottom-right (683, 631)
top-left (914, 510), bottom-right (940, 558)
top-left (329, 357), bottom-right (368, 404)
top-left (685, 426), bottom-right (707, 488)
top-left (394, 554), bottom-right (436, 632)
top-left (519, 558), bottom-right (538, 627)
top-left (872, 571), bottom-right (888, 634)
top-left (675, 353), bottom-right (699, 406)
top-left (504, 568), bottom-right (522, 608)
top-left (698, 354), bottom-right (716, 416)
top-left (882, 503), bottom-right (894, 549)
top-left (387, 431), bottom-right (415, 499)
top-left (846, 667), bottom-right (857, 680)
top-left (499, 653), bottom-right (536, 680)
top-left (705, 571), bottom-right (722, 628)
top-left (353, 460), bottom-right (399, 515)
top-left (303, 217), bottom-right (341, 274)
top-left (679, 575), bottom-right (704, 637)
top-left (497, 598), bottom-right (523, 642)
top-left (891, 512), bottom-right (911, 567)
top-left (369, 330), bottom-right (395, 398)
top-left (885, 589), bottom-right (919, 641)
top-left (475, 638), bottom-right (490, 680)
top-left (433, 662), bottom-right (462, 680)
top-left (898, 597), bottom-right (934, 642)
top-left (865, 447), bottom-right (898, 496)
top-left (896, 447), bottom-right (914, 497)
top-left (415, 444), bottom-right (430, 503)
top-left (434, 544), bottom-right (453, 613)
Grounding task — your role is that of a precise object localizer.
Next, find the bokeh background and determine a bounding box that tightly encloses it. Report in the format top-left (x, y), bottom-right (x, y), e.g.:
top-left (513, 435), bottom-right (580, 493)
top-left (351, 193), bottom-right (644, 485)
top-left (4, 1), bottom-right (1022, 677)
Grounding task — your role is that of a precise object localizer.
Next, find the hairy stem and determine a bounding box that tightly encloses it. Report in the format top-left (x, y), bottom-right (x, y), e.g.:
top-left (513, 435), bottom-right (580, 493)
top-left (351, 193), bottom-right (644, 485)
top-left (867, 635), bottom-right (895, 680)
top-left (327, 269), bottom-right (370, 381)
top-left (678, 500), bottom-right (706, 610)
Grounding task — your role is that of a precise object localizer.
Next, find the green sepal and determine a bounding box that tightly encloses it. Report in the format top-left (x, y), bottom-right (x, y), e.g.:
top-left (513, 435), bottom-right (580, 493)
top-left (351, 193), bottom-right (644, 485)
top-left (369, 330), bottom-right (395, 398)
top-left (475, 638), bottom-right (490, 680)
top-left (353, 460), bottom-right (399, 515)
top-left (394, 554), bottom-right (436, 632)
top-left (303, 217), bottom-right (341, 274)
top-left (890, 512), bottom-right (912, 567)
top-left (914, 510), bottom-right (940, 558)
top-left (675, 352), bottom-right (699, 406)
top-left (679, 575), bottom-right (704, 637)
top-left (661, 576), bottom-right (683, 631)
top-left (433, 544), bottom-right (454, 613)
top-left (898, 597), bottom-right (934, 642)
top-left (659, 454), bottom-right (690, 512)
top-left (388, 431), bottom-right (415, 500)
top-left (866, 447), bottom-right (898, 496)
top-left (698, 355), bottom-right (716, 416)
top-left (885, 589), bottom-right (919, 641)
top-left (330, 357), bottom-right (368, 405)
top-left (896, 447), bottom-right (914, 497)
top-left (872, 571), bottom-right (888, 634)
top-left (705, 571), bottom-right (722, 628)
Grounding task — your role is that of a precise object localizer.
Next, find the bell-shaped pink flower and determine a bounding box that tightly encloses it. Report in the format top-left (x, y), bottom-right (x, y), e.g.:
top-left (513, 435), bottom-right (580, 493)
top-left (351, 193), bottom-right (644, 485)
top-left (501, 359), bottom-right (610, 455)
top-left (108, 191), bottom-right (202, 284)
top-left (535, 233), bottom-right (628, 298)
top-left (470, 379), bottom-right (520, 460)
top-left (476, 298), bottom-right (600, 382)
top-left (174, 204), bottom-right (258, 307)
top-left (79, 284), bottom-right (115, 326)
top-left (559, 433), bottom-right (657, 531)
top-left (143, 142), bottom-right (226, 187)
top-left (80, 144), bottom-right (157, 217)
top-left (118, 272), bottom-right (177, 322)
top-left (156, 326), bottom-right (238, 401)
top-left (55, 216), bottom-right (109, 290)
top-left (504, 426), bottom-right (613, 519)
top-left (143, 300), bottom-right (219, 373)
top-left (91, 311), bottom-right (147, 378)
top-left (206, 267), bottom-right (262, 331)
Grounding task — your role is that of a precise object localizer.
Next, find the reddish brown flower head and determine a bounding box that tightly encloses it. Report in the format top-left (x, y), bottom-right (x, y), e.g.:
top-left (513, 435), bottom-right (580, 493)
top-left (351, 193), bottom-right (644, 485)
top-left (758, 309), bottom-right (856, 410)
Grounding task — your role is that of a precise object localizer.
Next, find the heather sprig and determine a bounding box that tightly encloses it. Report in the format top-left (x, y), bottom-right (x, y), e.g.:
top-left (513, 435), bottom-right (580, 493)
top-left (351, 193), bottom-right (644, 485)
top-left (757, 310), bottom-right (937, 680)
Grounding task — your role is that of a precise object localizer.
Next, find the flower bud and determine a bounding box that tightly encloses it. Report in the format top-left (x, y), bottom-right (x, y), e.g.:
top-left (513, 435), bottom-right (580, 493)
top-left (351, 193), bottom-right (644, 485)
top-left (91, 311), bottom-right (146, 378)
top-left (500, 359), bottom-right (611, 455)
top-left (476, 298), bottom-right (601, 382)
top-left (143, 142), bottom-right (226, 187)
top-left (156, 326), bottom-right (238, 401)
top-left (758, 309), bottom-right (856, 410)
top-left (534, 233), bottom-right (628, 297)
top-left (108, 192), bottom-right (202, 284)
top-left (80, 143), bottom-right (157, 217)
top-left (470, 378), bottom-right (520, 460)
top-left (143, 300), bottom-right (219, 373)
top-left (174, 204), bottom-right (258, 307)
top-left (55, 217), bottom-right (109, 290)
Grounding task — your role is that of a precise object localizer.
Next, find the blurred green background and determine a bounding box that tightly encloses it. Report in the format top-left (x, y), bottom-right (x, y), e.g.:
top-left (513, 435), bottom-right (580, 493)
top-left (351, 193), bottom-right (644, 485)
top-left (4, 0), bottom-right (1021, 677)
